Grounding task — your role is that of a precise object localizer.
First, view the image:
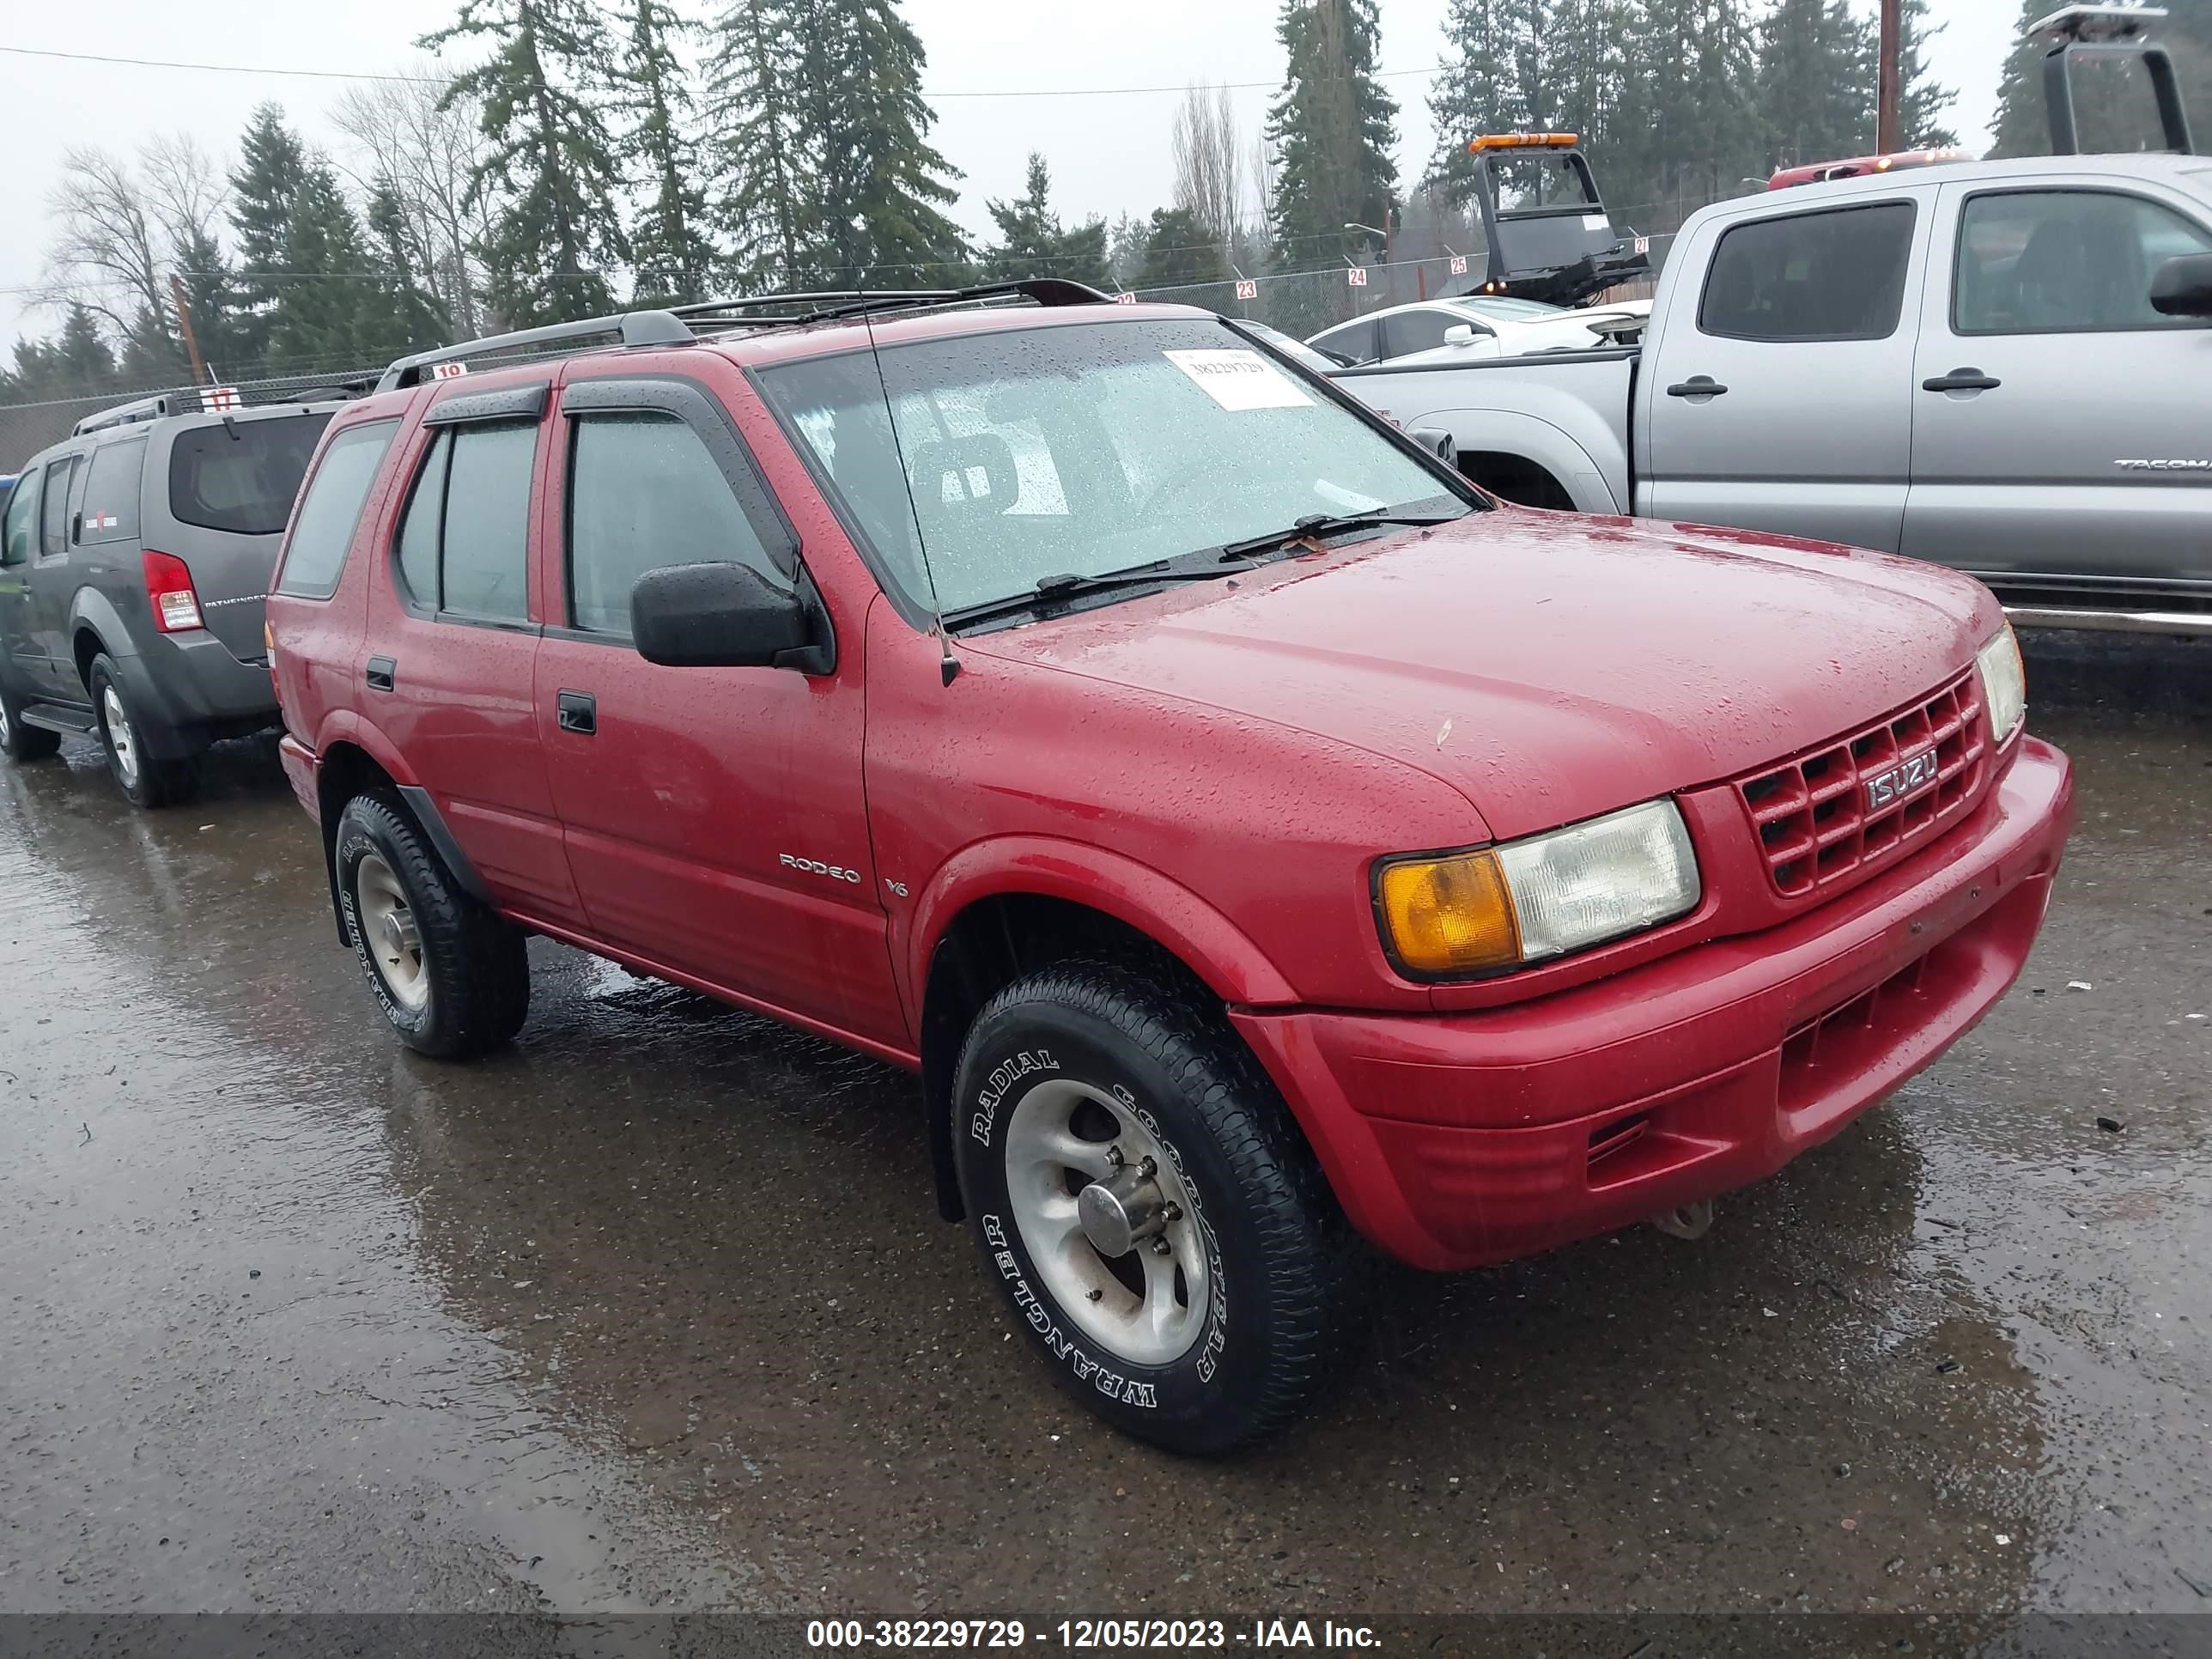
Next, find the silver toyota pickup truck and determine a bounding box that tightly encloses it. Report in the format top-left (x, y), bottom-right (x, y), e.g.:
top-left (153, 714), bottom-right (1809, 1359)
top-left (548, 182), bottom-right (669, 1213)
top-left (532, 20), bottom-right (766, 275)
top-left (1335, 153), bottom-right (2212, 635)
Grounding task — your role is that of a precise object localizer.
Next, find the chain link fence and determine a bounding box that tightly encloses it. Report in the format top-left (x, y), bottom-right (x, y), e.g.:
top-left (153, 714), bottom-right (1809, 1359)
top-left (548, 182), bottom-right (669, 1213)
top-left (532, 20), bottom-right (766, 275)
top-left (0, 240), bottom-right (1684, 471)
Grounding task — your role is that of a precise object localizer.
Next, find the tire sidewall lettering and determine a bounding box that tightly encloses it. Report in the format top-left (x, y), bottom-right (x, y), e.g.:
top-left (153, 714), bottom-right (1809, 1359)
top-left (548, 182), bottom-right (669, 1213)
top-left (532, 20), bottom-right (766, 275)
top-left (962, 1026), bottom-right (1237, 1425)
top-left (336, 816), bottom-right (426, 1038)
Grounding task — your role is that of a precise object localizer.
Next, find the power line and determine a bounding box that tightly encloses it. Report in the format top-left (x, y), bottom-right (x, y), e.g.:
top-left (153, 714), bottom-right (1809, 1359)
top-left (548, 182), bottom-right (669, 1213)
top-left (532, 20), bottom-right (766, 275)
top-left (0, 42), bottom-right (1443, 99)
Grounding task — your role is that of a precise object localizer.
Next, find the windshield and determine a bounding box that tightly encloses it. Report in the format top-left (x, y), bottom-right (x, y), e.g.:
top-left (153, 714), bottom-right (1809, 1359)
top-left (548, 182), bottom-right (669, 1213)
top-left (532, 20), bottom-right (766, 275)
top-left (757, 318), bottom-right (1466, 620)
top-left (1446, 297), bottom-right (1568, 324)
top-left (168, 412), bottom-right (332, 536)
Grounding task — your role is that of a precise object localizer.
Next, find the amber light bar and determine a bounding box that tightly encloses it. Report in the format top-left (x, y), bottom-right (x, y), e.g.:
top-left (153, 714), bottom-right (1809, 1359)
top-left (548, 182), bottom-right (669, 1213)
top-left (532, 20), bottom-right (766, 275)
top-left (1468, 132), bottom-right (1580, 152)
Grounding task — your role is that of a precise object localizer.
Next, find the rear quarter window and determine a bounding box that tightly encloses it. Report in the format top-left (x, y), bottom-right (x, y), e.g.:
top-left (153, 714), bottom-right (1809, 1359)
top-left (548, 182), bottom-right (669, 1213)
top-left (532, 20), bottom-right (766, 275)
top-left (78, 439), bottom-right (147, 545)
top-left (169, 412), bottom-right (334, 536)
top-left (274, 420), bottom-right (400, 599)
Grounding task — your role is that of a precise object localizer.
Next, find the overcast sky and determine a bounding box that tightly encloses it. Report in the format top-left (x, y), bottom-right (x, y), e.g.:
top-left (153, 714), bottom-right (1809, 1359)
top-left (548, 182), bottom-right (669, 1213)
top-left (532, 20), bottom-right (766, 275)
top-left (2, 0), bottom-right (2018, 343)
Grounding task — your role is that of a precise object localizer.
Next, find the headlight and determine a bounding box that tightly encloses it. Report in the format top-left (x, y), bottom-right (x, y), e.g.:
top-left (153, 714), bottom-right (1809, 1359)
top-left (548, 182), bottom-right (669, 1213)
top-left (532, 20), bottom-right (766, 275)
top-left (1376, 799), bottom-right (1702, 976)
top-left (1975, 623), bottom-right (2026, 744)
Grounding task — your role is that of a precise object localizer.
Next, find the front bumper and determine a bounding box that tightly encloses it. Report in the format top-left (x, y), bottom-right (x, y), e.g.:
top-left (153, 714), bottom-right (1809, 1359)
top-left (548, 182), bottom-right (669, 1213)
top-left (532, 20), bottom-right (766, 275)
top-left (1233, 736), bottom-right (2075, 1272)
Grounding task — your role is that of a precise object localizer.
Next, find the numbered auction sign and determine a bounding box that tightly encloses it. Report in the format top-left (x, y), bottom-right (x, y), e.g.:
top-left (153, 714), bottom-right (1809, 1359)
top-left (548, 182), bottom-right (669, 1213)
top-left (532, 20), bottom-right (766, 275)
top-left (1234, 278), bottom-right (1258, 301)
top-left (1114, 291), bottom-right (1137, 305)
top-left (1346, 267), bottom-right (1369, 289)
top-left (430, 361), bottom-right (470, 380)
top-left (1449, 255), bottom-right (1468, 276)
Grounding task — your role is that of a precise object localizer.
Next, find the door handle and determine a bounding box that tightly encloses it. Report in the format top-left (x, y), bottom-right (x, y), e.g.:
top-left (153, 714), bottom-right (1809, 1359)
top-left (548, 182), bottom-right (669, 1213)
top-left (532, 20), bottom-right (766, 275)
top-left (556, 690), bottom-right (597, 736)
top-left (1923, 368), bottom-right (2001, 392)
top-left (365, 656), bottom-right (396, 692)
top-left (1666, 375), bottom-right (1728, 398)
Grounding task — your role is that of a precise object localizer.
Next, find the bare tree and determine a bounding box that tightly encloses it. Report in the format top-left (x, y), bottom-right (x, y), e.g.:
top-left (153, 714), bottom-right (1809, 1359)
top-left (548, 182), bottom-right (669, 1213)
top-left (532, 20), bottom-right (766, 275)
top-left (330, 64), bottom-right (491, 337)
top-left (1171, 83), bottom-right (1247, 264)
top-left (40, 148), bottom-right (167, 338)
top-left (139, 134), bottom-right (229, 253)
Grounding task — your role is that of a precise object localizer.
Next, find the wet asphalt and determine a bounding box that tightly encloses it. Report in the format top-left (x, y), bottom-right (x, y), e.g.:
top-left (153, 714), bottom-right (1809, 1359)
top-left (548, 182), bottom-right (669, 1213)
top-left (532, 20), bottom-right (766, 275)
top-left (0, 631), bottom-right (2206, 1633)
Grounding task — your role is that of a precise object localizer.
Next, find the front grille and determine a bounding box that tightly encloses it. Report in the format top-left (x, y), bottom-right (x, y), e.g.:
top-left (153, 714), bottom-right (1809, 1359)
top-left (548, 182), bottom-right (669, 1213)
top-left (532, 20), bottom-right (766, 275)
top-left (1735, 670), bottom-right (1988, 898)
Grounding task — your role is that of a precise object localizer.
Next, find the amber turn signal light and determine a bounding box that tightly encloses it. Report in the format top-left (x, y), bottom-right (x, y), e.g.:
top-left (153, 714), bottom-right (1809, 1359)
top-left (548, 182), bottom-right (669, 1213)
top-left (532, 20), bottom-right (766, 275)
top-left (1376, 850), bottom-right (1522, 975)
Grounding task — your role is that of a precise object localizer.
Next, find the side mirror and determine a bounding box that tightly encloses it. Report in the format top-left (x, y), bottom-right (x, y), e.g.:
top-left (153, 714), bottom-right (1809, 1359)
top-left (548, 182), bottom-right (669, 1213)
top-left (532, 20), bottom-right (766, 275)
top-left (2150, 252), bottom-right (2212, 319)
top-left (1407, 426), bottom-right (1456, 465)
top-left (1443, 324), bottom-right (1476, 346)
top-left (631, 561), bottom-right (811, 669)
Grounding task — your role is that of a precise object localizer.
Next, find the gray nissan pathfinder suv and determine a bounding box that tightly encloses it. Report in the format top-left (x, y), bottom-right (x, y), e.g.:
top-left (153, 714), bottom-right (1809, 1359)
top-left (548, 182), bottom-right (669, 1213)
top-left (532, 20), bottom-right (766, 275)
top-left (0, 389), bottom-right (340, 805)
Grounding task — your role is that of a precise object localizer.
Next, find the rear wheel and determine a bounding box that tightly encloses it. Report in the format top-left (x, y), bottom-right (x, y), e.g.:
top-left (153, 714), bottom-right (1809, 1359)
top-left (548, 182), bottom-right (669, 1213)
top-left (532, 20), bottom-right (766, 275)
top-left (333, 793), bottom-right (530, 1059)
top-left (0, 672), bottom-right (61, 763)
top-left (89, 655), bottom-right (195, 808)
top-left (952, 961), bottom-right (1367, 1455)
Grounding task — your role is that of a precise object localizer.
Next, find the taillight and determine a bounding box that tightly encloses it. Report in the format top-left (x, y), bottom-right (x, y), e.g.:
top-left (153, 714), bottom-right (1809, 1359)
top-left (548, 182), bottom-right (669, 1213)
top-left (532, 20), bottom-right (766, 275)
top-left (143, 550), bottom-right (204, 633)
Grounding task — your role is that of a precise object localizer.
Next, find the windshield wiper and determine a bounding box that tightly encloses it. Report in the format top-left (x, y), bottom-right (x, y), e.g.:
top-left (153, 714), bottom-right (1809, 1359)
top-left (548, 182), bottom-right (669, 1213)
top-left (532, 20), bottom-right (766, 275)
top-left (1210, 507), bottom-right (1466, 562)
top-left (945, 556), bottom-right (1249, 630)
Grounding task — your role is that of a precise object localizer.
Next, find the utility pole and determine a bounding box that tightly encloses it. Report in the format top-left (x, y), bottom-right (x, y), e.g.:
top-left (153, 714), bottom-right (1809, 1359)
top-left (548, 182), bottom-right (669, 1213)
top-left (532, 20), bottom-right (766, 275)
top-left (1876, 0), bottom-right (1903, 154)
top-left (168, 272), bottom-right (210, 386)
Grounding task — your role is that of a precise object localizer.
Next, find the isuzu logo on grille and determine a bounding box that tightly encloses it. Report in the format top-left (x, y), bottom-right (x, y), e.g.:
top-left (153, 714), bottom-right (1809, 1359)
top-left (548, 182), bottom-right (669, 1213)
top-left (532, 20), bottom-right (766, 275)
top-left (1864, 747), bottom-right (1939, 811)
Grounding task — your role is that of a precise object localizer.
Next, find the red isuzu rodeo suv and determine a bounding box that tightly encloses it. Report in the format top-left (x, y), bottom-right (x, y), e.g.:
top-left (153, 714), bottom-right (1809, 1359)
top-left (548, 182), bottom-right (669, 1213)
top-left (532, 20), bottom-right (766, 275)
top-left (265, 283), bottom-right (2074, 1454)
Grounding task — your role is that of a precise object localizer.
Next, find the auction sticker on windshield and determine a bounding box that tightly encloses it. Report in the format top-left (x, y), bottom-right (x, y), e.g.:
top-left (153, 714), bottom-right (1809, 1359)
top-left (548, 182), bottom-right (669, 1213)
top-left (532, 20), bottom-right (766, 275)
top-left (1163, 349), bottom-right (1313, 412)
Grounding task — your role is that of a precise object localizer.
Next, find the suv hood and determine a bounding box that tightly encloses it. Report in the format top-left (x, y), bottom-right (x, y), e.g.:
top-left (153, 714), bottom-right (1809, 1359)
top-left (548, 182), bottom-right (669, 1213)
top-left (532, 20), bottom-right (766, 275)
top-left (967, 510), bottom-right (2002, 841)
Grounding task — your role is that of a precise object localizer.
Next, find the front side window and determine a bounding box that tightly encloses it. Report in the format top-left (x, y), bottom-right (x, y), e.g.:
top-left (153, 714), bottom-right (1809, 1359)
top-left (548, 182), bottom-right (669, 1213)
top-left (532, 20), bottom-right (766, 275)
top-left (1954, 189), bottom-right (2212, 334)
top-left (566, 411), bottom-right (785, 636)
top-left (434, 422), bottom-right (538, 622)
top-left (168, 413), bottom-right (333, 536)
top-left (275, 420), bottom-right (398, 599)
top-left (78, 439), bottom-right (147, 546)
top-left (1, 468), bottom-right (38, 567)
top-left (758, 318), bottom-right (1468, 623)
top-left (1698, 201), bottom-right (1917, 343)
top-left (40, 457), bottom-right (79, 558)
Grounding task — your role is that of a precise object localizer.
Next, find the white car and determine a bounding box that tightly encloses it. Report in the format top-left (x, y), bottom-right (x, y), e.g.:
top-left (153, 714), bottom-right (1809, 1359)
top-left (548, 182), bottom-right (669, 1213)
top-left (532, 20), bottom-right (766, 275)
top-left (1307, 295), bottom-right (1651, 367)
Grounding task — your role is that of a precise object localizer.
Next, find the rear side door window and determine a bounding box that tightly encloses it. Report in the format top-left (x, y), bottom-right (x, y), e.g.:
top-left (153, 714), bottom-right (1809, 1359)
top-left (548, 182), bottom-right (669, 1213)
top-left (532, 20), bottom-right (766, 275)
top-left (565, 411), bottom-right (787, 636)
top-left (393, 421), bottom-right (538, 623)
top-left (39, 456), bottom-right (80, 559)
top-left (274, 420), bottom-right (399, 599)
top-left (1953, 189), bottom-right (2212, 334)
top-left (1698, 201), bottom-right (1917, 343)
top-left (1383, 309), bottom-right (1456, 358)
top-left (77, 440), bottom-right (147, 546)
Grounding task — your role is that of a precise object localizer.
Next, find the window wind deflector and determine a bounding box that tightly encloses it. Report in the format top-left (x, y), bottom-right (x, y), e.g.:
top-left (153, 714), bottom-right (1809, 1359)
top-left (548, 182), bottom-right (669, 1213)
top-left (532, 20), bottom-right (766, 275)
top-left (422, 382), bottom-right (550, 427)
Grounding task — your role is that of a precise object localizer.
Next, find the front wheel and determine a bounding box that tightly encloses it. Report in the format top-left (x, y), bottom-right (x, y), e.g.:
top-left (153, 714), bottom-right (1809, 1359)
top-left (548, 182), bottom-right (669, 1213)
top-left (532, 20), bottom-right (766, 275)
top-left (0, 670), bottom-right (61, 763)
top-left (333, 793), bottom-right (530, 1059)
top-left (952, 961), bottom-right (1366, 1455)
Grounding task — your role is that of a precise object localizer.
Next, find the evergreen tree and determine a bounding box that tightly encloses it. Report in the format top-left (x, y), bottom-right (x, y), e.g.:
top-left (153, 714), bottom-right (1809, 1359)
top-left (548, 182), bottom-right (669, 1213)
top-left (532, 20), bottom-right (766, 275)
top-left (423, 0), bottom-right (631, 325)
top-left (1427, 0), bottom-right (1519, 198)
top-left (56, 303), bottom-right (118, 395)
top-left (798, 0), bottom-right (969, 286)
top-left (118, 305), bottom-right (185, 387)
top-left (1267, 0), bottom-right (1399, 272)
top-left (1897, 0), bottom-right (1960, 149)
top-left (705, 0), bottom-right (814, 290)
top-left (228, 104), bottom-right (308, 361)
top-left (1106, 213), bottom-right (1152, 289)
top-left (1756, 0), bottom-right (1876, 171)
top-left (269, 158), bottom-right (375, 370)
top-left (984, 155), bottom-right (1109, 288)
top-left (1139, 206), bottom-right (1231, 289)
top-left (360, 178), bottom-right (454, 365)
top-left (172, 227), bottom-right (247, 380)
top-left (617, 0), bottom-right (716, 306)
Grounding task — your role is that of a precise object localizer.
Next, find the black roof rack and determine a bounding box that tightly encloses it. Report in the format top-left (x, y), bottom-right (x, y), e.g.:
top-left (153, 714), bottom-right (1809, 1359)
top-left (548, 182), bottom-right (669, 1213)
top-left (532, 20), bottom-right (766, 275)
top-left (374, 279), bottom-right (1118, 392)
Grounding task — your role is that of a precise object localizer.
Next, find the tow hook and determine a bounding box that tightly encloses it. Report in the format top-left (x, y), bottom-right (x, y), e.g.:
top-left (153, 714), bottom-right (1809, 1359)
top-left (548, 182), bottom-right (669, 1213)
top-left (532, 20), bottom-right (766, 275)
top-left (1650, 1199), bottom-right (1715, 1240)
